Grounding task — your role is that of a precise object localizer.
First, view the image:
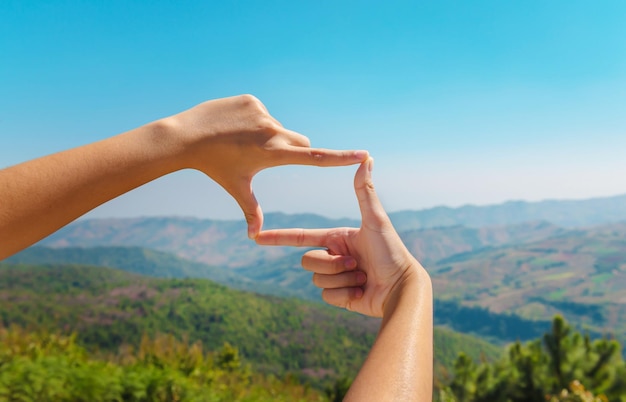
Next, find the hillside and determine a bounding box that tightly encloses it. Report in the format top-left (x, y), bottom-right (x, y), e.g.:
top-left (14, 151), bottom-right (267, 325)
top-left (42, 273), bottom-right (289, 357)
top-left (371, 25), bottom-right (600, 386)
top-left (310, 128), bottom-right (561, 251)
top-left (430, 221), bottom-right (626, 342)
top-left (8, 245), bottom-right (561, 344)
top-left (5, 245), bottom-right (294, 298)
top-left (399, 220), bottom-right (564, 265)
top-left (0, 263), bottom-right (501, 384)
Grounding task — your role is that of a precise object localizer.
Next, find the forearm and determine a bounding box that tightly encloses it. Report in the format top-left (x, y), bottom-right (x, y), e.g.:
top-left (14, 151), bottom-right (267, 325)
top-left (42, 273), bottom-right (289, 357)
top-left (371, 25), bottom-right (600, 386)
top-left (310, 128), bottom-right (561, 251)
top-left (0, 119), bottom-right (180, 259)
top-left (345, 265), bottom-right (433, 401)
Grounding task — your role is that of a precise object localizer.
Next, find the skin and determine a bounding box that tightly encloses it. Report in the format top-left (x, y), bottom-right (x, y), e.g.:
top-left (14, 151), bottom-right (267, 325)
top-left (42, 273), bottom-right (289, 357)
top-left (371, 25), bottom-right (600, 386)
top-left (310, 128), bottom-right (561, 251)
top-left (257, 158), bottom-right (434, 401)
top-left (0, 94), bottom-right (368, 259)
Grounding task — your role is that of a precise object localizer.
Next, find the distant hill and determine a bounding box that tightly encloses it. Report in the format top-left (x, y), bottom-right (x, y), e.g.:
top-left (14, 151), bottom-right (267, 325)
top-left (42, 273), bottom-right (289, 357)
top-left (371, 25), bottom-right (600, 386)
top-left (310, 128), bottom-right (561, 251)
top-left (30, 193), bottom-right (626, 267)
top-left (6, 245), bottom-right (299, 299)
top-left (430, 221), bottom-right (626, 343)
top-left (388, 193), bottom-right (626, 230)
top-left (0, 262), bottom-right (501, 382)
top-left (34, 213), bottom-right (359, 267)
top-left (34, 218), bottom-right (566, 269)
top-left (400, 220), bottom-right (565, 265)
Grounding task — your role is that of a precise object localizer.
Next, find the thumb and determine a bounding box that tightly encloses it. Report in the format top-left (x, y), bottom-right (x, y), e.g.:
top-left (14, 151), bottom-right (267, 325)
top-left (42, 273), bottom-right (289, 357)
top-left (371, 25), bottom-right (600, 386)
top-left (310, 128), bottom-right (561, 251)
top-left (354, 157), bottom-right (391, 231)
top-left (231, 182), bottom-right (264, 239)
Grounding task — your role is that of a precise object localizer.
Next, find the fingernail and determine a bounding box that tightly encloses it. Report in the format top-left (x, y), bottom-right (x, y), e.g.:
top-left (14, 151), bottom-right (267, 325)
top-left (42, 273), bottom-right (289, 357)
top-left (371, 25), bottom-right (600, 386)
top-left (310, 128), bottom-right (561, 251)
top-left (354, 150), bottom-right (369, 160)
top-left (352, 287), bottom-right (364, 299)
top-left (367, 157), bottom-right (374, 172)
top-left (355, 271), bottom-right (367, 285)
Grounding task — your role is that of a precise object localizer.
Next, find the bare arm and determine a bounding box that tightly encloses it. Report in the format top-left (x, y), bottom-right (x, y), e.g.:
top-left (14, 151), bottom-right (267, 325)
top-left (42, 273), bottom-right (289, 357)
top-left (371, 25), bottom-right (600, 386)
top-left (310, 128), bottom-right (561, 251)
top-left (256, 158), bottom-right (433, 401)
top-left (347, 266), bottom-right (433, 401)
top-left (0, 95), bottom-right (368, 259)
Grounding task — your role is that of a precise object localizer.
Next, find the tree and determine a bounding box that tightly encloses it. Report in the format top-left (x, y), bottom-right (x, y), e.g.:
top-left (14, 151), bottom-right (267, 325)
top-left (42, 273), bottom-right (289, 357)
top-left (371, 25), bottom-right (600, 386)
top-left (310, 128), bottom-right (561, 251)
top-left (443, 316), bottom-right (626, 402)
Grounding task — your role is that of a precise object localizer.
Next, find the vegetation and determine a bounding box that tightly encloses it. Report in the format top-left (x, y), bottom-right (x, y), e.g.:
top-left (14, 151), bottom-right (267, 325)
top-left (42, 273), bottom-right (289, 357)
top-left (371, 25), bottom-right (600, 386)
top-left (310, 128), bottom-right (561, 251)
top-left (0, 263), bottom-right (500, 393)
top-left (0, 326), bottom-right (325, 401)
top-left (439, 316), bottom-right (626, 402)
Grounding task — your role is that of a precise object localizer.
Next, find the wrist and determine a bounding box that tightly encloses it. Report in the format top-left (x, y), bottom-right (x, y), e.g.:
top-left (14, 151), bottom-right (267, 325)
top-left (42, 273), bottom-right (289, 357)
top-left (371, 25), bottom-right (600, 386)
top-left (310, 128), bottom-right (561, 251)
top-left (139, 117), bottom-right (187, 172)
top-left (383, 261), bottom-right (431, 318)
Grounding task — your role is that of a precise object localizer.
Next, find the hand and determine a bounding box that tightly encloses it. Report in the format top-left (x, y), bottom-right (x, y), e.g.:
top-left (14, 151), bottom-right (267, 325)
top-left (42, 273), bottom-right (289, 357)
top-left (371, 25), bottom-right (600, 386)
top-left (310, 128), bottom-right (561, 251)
top-left (162, 95), bottom-right (368, 239)
top-left (256, 157), bottom-right (422, 318)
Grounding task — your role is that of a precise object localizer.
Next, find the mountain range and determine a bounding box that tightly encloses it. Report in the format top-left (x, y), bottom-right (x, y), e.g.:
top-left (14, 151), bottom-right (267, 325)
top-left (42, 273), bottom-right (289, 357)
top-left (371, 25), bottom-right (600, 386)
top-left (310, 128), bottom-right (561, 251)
top-left (6, 192), bottom-right (626, 348)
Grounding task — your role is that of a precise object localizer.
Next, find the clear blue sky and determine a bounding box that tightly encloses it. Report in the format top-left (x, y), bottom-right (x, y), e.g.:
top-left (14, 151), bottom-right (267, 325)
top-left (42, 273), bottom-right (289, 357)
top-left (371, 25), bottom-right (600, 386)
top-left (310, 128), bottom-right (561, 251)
top-left (2, 0), bottom-right (626, 220)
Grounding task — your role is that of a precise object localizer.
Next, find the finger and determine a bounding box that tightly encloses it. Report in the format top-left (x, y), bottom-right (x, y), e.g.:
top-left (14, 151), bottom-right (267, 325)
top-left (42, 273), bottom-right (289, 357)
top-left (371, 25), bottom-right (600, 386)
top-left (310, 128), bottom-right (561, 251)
top-left (321, 287), bottom-right (364, 310)
top-left (230, 181), bottom-right (264, 239)
top-left (302, 249), bottom-right (357, 274)
top-left (276, 146), bottom-right (369, 167)
top-left (255, 228), bottom-right (332, 247)
top-left (312, 271), bottom-right (366, 289)
top-left (354, 157), bottom-right (391, 231)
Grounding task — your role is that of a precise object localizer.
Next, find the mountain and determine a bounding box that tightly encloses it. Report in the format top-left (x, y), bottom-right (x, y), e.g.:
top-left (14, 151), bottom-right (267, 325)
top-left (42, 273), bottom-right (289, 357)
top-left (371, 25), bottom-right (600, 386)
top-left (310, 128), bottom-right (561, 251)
top-left (399, 220), bottom-right (565, 265)
top-left (33, 218), bottom-right (565, 269)
top-left (34, 213), bottom-right (359, 268)
top-left (5, 245), bottom-right (300, 299)
top-left (0, 262), bottom-right (501, 382)
top-left (30, 193), bottom-right (626, 267)
top-left (430, 221), bottom-right (626, 343)
top-left (388, 193), bottom-right (626, 230)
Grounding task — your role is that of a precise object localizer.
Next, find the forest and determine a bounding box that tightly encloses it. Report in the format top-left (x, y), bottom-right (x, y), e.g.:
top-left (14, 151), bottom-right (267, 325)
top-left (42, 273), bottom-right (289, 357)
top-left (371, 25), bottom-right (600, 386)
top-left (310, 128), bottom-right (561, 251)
top-left (0, 262), bottom-right (499, 401)
top-left (1, 316), bottom-right (624, 401)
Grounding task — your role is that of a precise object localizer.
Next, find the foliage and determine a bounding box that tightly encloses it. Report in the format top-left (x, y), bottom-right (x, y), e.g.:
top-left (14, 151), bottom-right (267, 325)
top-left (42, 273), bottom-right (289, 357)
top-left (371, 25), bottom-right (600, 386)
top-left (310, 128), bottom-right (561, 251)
top-left (0, 326), bottom-right (325, 402)
top-left (0, 263), bottom-right (500, 392)
top-left (441, 316), bottom-right (626, 402)
top-left (547, 381), bottom-right (608, 402)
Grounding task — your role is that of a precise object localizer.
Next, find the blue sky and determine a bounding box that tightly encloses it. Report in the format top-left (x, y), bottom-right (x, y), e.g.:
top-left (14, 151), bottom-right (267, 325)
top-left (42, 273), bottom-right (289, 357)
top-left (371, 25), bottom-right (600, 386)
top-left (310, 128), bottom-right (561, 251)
top-left (2, 0), bottom-right (626, 220)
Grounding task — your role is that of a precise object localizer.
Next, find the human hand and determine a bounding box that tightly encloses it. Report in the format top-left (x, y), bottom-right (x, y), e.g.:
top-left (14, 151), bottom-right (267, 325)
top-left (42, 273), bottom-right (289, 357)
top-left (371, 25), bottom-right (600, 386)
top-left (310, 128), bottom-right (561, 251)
top-left (162, 95), bottom-right (368, 239)
top-left (255, 157), bottom-right (423, 318)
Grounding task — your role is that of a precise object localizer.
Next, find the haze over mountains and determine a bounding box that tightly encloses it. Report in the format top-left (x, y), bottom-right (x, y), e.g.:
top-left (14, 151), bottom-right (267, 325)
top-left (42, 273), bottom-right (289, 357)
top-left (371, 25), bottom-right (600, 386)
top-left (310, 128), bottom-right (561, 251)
top-left (32, 192), bottom-right (626, 265)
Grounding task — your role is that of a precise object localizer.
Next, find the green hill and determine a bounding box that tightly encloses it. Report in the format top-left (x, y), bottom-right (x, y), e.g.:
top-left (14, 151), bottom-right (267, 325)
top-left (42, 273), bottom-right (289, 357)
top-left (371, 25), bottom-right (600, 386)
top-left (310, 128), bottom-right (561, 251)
top-left (9, 245), bottom-right (566, 346)
top-left (0, 262), bottom-right (500, 386)
top-left (6, 245), bottom-right (294, 298)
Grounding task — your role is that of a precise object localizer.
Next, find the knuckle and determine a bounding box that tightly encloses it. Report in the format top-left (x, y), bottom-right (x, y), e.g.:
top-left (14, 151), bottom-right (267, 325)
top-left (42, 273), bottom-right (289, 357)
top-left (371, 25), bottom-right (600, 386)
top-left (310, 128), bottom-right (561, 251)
top-left (237, 93), bottom-right (261, 106)
top-left (243, 211), bottom-right (256, 224)
top-left (309, 149), bottom-right (325, 162)
top-left (296, 229), bottom-right (306, 247)
top-left (257, 116), bottom-right (280, 133)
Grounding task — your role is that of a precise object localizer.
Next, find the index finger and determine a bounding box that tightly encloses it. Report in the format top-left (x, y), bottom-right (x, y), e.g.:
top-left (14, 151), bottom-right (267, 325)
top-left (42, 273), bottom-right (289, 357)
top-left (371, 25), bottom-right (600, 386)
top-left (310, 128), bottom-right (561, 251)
top-left (278, 145), bottom-right (369, 168)
top-left (255, 228), bottom-right (331, 247)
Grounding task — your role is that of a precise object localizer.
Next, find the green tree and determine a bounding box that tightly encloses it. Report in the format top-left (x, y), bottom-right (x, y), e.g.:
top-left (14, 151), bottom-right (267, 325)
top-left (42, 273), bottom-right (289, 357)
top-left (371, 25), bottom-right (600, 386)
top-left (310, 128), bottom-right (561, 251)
top-left (443, 316), bottom-right (626, 402)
